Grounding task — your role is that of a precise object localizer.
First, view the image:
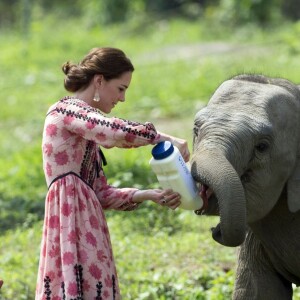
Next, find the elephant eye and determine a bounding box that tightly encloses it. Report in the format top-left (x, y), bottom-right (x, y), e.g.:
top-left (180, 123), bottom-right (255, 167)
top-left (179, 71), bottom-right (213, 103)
top-left (193, 127), bottom-right (199, 137)
top-left (255, 142), bottom-right (269, 153)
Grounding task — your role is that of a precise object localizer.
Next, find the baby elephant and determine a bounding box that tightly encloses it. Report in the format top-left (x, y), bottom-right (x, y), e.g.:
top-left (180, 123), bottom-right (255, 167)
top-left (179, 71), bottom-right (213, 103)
top-left (191, 74), bottom-right (300, 299)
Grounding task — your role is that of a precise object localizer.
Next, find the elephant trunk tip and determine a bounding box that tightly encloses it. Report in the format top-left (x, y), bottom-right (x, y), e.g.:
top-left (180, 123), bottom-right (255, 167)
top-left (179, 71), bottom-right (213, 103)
top-left (211, 223), bottom-right (245, 247)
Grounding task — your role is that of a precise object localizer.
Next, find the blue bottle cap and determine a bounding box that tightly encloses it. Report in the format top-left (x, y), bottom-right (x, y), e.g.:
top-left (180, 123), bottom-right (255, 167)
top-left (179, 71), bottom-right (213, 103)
top-left (152, 141), bottom-right (174, 160)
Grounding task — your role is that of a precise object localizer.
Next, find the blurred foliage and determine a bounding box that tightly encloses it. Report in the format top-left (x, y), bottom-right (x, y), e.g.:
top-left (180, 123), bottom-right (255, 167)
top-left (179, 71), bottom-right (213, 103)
top-left (1, 0), bottom-right (300, 32)
top-left (215, 0), bottom-right (282, 25)
top-left (282, 0), bottom-right (300, 20)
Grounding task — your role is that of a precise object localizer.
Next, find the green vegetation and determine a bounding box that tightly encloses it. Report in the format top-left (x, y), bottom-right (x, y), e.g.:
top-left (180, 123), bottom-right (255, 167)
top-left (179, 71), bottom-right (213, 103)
top-left (1, 8), bottom-right (300, 299)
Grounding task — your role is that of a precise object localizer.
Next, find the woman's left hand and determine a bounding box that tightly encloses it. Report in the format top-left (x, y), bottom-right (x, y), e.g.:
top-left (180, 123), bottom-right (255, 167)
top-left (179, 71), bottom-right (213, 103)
top-left (132, 189), bottom-right (181, 210)
top-left (158, 189), bottom-right (181, 210)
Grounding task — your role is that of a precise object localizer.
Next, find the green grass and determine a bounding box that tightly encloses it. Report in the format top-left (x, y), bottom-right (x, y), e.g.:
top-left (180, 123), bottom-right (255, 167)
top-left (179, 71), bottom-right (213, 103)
top-left (1, 15), bottom-right (300, 299)
top-left (0, 222), bottom-right (41, 300)
top-left (0, 212), bottom-right (237, 299)
top-left (110, 212), bottom-right (237, 299)
top-left (1, 213), bottom-right (300, 299)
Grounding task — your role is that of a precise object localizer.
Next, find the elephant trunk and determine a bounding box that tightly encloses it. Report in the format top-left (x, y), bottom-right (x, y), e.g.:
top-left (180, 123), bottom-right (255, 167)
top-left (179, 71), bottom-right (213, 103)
top-left (191, 149), bottom-right (246, 247)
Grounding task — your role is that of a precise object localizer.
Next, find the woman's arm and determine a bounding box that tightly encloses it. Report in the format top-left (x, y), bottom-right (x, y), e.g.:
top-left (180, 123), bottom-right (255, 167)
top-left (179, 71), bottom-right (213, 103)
top-left (51, 98), bottom-right (161, 149)
top-left (95, 171), bottom-right (139, 210)
top-left (95, 171), bottom-right (181, 211)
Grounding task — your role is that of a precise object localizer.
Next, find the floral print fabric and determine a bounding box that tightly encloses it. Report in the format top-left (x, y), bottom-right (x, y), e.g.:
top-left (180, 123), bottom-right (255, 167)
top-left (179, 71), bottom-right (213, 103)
top-left (35, 97), bottom-right (160, 299)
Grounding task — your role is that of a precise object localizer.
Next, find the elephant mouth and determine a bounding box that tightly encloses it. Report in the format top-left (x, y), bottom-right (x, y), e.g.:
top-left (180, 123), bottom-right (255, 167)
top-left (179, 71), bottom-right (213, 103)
top-left (195, 168), bottom-right (250, 216)
top-left (200, 184), bottom-right (213, 205)
top-left (195, 184), bottom-right (216, 215)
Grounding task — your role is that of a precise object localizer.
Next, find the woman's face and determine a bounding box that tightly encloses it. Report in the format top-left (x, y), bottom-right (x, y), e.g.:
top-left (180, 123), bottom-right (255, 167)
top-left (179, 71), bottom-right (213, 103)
top-left (97, 71), bottom-right (132, 114)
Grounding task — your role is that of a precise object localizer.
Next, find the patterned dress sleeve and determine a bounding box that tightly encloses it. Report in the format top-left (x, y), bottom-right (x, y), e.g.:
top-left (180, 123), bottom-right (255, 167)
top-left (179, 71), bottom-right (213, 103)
top-left (53, 97), bottom-right (161, 148)
top-left (95, 169), bottom-right (140, 211)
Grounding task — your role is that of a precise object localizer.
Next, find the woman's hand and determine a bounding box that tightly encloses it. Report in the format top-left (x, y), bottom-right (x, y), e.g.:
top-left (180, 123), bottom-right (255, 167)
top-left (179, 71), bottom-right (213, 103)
top-left (171, 137), bottom-right (190, 162)
top-left (132, 189), bottom-right (181, 210)
top-left (157, 133), bottom-right (190, 162)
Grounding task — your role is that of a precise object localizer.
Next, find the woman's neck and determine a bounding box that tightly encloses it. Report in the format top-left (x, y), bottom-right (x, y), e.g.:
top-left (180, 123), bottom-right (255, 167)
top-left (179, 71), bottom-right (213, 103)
top-left (74, 85), bottom-right (96, 108)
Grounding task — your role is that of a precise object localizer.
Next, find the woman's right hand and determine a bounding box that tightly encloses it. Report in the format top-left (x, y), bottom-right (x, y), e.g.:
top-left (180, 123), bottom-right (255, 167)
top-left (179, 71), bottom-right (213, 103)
top-left (171, 137), bottom-right (190, 162)
top-left (158, 132), bottom-right (190, 162)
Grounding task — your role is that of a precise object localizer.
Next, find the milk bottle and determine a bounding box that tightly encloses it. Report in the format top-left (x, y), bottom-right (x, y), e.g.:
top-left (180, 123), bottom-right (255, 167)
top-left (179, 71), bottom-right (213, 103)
top-left (149, 141), bottom-right (203, 210)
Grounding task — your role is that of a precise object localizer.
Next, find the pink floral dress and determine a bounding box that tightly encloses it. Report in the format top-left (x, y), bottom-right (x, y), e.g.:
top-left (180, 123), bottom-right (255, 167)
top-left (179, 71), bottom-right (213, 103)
top-left (35, 96), bottom-right (160, 300)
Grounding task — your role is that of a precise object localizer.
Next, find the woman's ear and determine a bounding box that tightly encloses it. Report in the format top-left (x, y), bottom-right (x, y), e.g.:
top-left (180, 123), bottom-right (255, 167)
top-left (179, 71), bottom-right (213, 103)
top-left (93, 74), bottom-right (103, 86)
top-left (287, 158), bottom-right (300, 212)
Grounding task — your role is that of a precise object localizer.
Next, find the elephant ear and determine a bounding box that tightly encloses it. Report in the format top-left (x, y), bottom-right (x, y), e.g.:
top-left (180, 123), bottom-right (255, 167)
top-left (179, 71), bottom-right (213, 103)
top-left (287, 158), bottom-right (300, 212)
top-left (288, 84), bottom-right (300, 212)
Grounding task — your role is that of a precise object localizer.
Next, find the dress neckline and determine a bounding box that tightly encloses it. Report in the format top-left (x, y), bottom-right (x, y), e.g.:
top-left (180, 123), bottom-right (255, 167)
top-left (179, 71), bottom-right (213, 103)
top-left (60, 96), bottom-right (103, 114)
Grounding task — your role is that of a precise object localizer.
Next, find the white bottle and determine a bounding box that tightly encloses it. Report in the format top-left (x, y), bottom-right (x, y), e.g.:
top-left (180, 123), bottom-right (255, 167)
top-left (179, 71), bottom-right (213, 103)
top-left (149, 141), bottom-right (203, 210)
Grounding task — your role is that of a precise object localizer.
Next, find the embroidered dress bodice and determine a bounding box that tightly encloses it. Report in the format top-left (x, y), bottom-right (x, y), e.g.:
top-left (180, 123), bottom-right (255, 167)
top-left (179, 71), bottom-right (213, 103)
top-left (43, 96), bottom-right (159, 190)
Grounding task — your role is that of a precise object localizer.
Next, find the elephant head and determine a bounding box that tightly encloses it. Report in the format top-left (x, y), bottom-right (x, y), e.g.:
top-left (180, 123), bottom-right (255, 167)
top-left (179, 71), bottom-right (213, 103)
top-left (191, 74), bottom-right (300, 247)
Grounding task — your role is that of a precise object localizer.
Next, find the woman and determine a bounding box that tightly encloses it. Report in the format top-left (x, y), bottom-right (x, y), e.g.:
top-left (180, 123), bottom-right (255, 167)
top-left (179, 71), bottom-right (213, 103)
top-left (35, 47), bottom-right (190, 299)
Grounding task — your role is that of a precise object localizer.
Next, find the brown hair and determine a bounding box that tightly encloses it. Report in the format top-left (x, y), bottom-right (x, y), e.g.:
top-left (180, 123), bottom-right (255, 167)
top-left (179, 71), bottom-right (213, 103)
top-left (62, 47), bottom-right (134, 92)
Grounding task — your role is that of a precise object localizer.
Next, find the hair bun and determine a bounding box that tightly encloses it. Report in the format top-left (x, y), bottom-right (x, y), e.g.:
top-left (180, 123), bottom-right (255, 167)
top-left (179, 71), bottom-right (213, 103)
top-left (62, 61), bottom-right (72, 75)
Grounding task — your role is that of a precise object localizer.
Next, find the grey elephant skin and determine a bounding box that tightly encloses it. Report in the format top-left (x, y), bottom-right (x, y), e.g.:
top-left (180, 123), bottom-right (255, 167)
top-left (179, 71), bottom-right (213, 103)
top-left (191, 74), bottom-right (300, 300)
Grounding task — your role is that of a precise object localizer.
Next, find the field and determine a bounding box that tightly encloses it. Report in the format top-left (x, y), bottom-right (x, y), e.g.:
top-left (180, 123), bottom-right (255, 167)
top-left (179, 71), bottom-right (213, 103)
top-left (1, 15), bottom-right (300, 299)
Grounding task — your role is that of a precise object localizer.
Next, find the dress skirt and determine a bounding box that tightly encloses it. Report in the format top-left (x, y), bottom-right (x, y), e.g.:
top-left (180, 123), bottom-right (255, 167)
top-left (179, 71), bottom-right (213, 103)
top-left (35, 174), bottom-right (120, 300)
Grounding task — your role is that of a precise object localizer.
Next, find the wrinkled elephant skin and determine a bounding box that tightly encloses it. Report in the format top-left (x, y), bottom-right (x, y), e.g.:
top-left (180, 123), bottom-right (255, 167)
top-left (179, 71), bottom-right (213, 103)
top-left (191, 74), bottom-right (300, 299)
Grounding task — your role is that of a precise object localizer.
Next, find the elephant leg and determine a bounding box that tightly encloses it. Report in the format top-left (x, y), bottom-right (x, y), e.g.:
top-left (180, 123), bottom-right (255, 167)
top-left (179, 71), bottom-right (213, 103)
top-left (233, 231), bottom-right (293, 300)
